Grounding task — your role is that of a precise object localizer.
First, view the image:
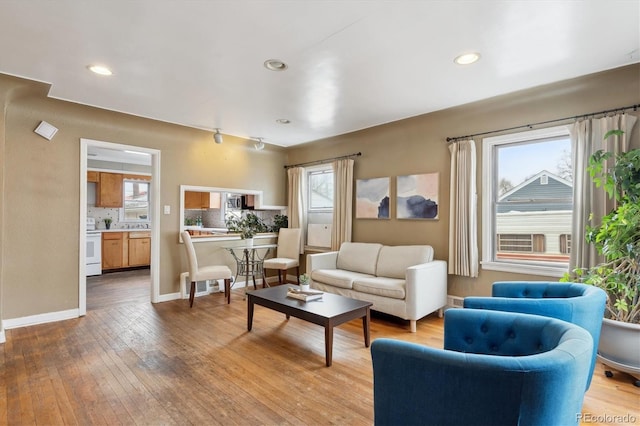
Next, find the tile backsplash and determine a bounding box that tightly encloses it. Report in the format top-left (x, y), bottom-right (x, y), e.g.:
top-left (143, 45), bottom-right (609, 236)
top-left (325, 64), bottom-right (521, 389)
top-left (88, 207), bottom-right (121, 229)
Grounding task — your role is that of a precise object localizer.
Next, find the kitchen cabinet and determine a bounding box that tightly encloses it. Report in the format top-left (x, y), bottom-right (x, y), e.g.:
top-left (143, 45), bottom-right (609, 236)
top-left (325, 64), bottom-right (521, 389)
top-left (102, 231), bottom-right (151, 270)
top-left (102, 232), bottom-right (124, 269)
top-left (87, 171), bottom-right (100, 183)
top-left (185, 191), bottom-right (221, 209)
top-left (96, 172), bottom-right (123, 207)
top-left (128, 232), bottom-right (151, 266)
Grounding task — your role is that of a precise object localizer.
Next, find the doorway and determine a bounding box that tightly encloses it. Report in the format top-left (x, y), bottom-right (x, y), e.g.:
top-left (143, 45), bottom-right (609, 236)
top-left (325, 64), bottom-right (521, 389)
top-left (79, 138), bottom-right (161, 316)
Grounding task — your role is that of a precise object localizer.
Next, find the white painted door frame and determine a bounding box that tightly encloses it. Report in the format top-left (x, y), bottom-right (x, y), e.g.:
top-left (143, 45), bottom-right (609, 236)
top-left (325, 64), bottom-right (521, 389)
top-left (79, 138), bottom-right (161, 315)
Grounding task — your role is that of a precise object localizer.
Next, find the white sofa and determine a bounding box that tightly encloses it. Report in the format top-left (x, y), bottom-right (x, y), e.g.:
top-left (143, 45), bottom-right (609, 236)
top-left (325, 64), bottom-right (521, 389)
top-left (307, 242), bottom-right (447, 332)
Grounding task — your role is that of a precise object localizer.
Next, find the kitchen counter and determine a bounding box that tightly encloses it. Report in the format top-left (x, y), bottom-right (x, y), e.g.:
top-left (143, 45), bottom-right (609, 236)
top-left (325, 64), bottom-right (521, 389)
top-left (95, 228), bottom-right (151, 232)
top-left (185, 232), bottom-right (277, 242)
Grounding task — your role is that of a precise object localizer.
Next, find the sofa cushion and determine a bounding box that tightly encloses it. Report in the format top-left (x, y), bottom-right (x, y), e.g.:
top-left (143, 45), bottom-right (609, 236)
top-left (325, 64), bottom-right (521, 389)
top-left (311, 269), bottom-right (374, 289)
top-left (336, 242), bottom-right (383, 275)
top-left (376, 245), bottom-right (433, 279)
top-left (353, 277), bottom-right (406, 300)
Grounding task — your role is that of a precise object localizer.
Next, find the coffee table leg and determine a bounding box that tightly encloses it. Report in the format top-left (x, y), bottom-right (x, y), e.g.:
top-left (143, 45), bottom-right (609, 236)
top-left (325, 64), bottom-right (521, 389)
top-left (247, 296), bottom-right (254, 331)
top-left (363, 307), bottom-right (371, 347)
top-left (325, 324), bottom-right (333, 367)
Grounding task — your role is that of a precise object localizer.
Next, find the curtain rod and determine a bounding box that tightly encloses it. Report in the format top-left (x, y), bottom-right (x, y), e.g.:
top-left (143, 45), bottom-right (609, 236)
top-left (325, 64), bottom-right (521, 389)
top-left (284, 152), bottom-right (362, 169)
top-left (445, 103), bottom-right (640, 143)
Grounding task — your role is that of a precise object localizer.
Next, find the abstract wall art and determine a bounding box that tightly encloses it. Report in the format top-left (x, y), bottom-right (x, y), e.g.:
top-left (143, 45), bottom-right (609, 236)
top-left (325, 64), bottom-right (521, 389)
top-left (396, 172), bottom-right (439, 219)
top-left (356, 177), bottom-right (390, 219)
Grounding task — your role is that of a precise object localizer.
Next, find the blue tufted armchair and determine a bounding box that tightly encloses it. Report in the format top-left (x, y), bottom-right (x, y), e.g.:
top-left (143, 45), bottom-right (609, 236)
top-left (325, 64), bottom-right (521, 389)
top-left (463, 281), bottom-right (606, 389)
top-left (371, 309), bottom-right (593, 426)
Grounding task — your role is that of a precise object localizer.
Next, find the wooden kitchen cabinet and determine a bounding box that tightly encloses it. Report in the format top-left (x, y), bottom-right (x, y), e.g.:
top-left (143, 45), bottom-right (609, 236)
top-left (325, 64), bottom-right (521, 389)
top-left (102, 231), bottom-right (151, 270)
top-left (87, 171), bottom-right (100, 183)
top-left (96, 172), bottom-right (123, 207)
top-left (184, 191), bottom-right (203, 209)
top-left (128, 232), bottom-right (151, 266)
top-left (184, 191), bottom-right (221, 209)
top-left (102, 232), bottom-right (124, 269)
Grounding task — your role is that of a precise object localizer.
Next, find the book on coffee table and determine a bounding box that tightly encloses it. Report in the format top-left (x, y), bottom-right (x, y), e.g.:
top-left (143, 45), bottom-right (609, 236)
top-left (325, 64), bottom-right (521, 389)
top-left (287, 288), bottom-right (323, 301)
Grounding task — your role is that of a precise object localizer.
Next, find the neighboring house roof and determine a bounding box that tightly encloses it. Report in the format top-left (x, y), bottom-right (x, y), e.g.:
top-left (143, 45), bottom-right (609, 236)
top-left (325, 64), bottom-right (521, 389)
top-left (497, 170), bottom-right (572, 213)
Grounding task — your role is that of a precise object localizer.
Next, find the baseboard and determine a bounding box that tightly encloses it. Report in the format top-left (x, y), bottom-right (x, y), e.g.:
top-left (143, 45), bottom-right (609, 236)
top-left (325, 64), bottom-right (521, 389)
top-left (3, 308), bottom-right (79, 330)
top-left (157, 292), bottom-right (182, 302)
top-left (0, 329), bottom-right (5, 344)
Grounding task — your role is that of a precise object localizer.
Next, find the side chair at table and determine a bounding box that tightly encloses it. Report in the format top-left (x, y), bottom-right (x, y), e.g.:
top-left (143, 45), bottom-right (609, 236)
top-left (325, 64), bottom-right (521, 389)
top-left (181, 231), bottom-right (233, 307)
top-left (263, 228), bottom-right (302, 285)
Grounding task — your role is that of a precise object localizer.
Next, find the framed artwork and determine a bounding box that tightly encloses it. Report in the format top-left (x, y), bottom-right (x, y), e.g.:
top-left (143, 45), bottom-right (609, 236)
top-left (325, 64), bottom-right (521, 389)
top-left (396, 172), bottom-right (439, 219)
top-left (356, 177), bottom-right (390, 219)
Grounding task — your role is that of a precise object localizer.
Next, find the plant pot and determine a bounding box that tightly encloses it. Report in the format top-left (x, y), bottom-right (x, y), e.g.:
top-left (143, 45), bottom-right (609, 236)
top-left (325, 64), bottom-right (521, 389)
top-left (300, 284), bottom-right (310, 292)
top-left (105, 222), bottom-right (111, 229)
top-left (244, 237), bottom-right (254, 248)
top-left (597, 318), bottom-right (640, 385)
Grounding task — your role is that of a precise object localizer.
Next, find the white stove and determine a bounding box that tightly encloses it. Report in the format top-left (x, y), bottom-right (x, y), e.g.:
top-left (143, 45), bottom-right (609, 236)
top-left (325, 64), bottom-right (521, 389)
top-left (86, 218), bottom-right (102, 276)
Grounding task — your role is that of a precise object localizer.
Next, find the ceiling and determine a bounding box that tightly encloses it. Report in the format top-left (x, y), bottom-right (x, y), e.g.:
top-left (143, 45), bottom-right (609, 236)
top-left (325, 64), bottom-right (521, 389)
top-left (0, 1), bottom-right (638, 148)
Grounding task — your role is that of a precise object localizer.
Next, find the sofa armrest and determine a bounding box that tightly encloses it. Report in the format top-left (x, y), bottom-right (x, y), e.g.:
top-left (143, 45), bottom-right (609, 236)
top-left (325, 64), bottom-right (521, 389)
top-left (405, 260), bottom-right (447, 319)
top-left (306, 251), bottom-right (339, 275)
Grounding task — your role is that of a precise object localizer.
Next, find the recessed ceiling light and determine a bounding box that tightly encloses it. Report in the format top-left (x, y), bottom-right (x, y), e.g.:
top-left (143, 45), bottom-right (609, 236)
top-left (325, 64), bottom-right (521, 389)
top-left (454, 52), bottom-right (480, 65)
top-left (87, 64), bottom-right (113, 76)
top-left (264, 59), bottom-right (288, 71)
top-left (276, 118), bottom-right (291, 124)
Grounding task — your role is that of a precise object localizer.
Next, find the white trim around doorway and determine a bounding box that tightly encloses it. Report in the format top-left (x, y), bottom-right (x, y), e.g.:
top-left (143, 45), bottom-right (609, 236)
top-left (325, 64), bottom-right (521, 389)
top-left (79, 138), bottom-right (161, 316)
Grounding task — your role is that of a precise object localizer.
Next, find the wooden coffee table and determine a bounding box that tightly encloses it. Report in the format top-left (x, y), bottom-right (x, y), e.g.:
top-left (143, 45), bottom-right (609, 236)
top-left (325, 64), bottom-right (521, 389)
top-left (247, 285), bottom-right (373, 367)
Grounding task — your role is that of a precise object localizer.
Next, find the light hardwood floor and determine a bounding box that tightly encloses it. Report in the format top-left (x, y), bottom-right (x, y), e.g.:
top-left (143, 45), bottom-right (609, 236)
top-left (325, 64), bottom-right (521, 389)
top-left (1, 270), bottom-right (638, 425)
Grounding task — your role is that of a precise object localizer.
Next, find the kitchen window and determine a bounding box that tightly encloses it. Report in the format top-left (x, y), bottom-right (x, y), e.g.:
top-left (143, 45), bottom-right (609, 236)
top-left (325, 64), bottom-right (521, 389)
top-left (482, 125), bottom-right (572, 276)
top-left (122, 180), bottom-right (150, 222)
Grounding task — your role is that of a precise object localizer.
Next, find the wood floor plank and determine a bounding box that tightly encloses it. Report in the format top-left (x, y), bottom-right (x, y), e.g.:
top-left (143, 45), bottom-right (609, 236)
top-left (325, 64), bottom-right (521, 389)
top-left (1, 269), bottom-right (638, 425)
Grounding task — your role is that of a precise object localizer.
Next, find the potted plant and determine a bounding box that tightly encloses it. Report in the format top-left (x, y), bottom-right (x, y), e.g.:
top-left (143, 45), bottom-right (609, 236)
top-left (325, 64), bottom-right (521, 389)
top-left (299, 273), bottom-right (310, 291)
top-left (564, 129), bottom-right (640, 385)
top-left (103, 218), bottom-right (113, 230)
top-left (225, 213), bottom-right (267, 246)
top-left (269, 214), bottom-right (289, 232)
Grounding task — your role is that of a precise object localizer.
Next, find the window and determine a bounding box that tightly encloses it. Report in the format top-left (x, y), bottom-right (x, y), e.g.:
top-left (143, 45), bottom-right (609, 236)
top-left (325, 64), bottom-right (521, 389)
top-left (560, 234), bottom-right (572, 255)
top-left (482, 125), bottom-right (572, 276)
top-left (308, 168), bottom-right (334, 210)
top-left (306, 165), bottom-right (333, 248)
top-left (122, 180), bottom-right (150, 222)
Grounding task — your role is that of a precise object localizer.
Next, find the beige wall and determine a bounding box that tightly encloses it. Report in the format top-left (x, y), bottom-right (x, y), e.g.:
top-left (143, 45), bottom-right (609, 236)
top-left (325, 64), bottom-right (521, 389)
top-left (0, 75), bottom-right (287, 319)
top-left (1, 64), bottom-right (639, 323)
top-left (289, 64), bottom-right (640, 298)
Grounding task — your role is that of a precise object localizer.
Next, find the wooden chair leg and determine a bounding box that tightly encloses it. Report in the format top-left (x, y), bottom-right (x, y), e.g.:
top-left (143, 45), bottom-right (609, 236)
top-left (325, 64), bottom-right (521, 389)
top-left (277, 270), bottom-right (282, 284)
top-left (189, 281), bottom-right (196, 308)
top-left (224, 278), bottom-right (231, 304)
top-left (296, 266), bottom-right (300, 285)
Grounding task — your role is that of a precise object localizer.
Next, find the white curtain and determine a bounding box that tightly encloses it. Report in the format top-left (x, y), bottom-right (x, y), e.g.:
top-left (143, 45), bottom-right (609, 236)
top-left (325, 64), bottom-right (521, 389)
top-left (287, 166), bottom-right (306, 254)
top-left (448, 139), bottom-right (478, 277)
top-left (331, 159), bottom-right (354, 250)
top-left (569, 113), bottom-right (637, 270)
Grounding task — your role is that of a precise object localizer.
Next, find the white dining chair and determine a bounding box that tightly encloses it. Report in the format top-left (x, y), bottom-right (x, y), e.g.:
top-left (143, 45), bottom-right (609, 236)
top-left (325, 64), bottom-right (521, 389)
top-left (181, 231), bottom-right (233, 307)
top-left (262, 228), bottom-right (302, 285)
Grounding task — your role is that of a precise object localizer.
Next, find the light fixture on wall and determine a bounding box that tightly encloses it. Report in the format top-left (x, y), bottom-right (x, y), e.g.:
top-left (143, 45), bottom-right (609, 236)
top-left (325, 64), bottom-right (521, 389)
top-left (213, 129), bottom-right (223, 144)
top-left (253, 137), bottom-right (265, 151)
top-left (34, 120), bottom-right (59, 141)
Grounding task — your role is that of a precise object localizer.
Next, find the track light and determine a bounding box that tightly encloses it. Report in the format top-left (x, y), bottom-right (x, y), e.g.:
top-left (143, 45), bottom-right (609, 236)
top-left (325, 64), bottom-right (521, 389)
top-left (254, 137), bottom-right (265, 151)
top-left (213, 129), bottom-right (223, 144)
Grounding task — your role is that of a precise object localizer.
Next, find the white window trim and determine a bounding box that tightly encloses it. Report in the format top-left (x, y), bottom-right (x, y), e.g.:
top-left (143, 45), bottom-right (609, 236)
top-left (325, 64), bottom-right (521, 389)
top-left (481, 125), bottom-right (570, 277)
top-left (306, 164), bottom-right (334, 212)
top-left (119, 179), bottom-right (151, 223)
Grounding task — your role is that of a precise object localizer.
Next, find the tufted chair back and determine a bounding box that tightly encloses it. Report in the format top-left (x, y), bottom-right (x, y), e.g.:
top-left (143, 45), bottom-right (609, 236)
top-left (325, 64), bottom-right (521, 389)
top-left (463, 281), bottom-right (606, 389)
top-left (371, 309), bottom-right (593, 426)
top-left (444, 308), bottom-right (571, 356)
